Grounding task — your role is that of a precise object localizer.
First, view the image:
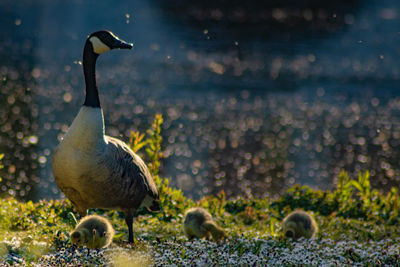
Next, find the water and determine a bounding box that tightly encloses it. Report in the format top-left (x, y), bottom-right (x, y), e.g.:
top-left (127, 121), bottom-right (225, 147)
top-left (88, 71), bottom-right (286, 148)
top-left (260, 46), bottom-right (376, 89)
top-left (0, 0), bottom-right (399, 201)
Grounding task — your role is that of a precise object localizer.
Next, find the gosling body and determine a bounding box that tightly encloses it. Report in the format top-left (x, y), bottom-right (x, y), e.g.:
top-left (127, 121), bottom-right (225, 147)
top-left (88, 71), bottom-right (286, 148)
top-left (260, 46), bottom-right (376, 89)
top-left (52, 31), bottom-right (160, 243)
top-left (183, 207), bottom-right (226, 241)
top-left (71, 215), bottom-right (115, 249)
top-left (282, 210), bottom-right (318, 240)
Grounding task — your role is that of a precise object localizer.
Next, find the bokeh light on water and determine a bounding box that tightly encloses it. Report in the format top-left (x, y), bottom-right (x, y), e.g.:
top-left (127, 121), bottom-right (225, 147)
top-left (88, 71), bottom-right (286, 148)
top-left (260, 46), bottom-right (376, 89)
top-left (0, 0), bottom-right (399, 201)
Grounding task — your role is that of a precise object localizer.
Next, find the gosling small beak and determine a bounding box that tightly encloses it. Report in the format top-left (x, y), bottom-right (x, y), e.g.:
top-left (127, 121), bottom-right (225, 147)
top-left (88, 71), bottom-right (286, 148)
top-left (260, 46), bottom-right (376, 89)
top-left (112, 38), bottom-right (133, 49)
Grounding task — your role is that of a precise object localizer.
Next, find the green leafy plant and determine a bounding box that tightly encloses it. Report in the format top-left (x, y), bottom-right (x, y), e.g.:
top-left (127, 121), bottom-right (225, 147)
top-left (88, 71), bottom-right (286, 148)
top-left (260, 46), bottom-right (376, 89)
top-left (129, 131), bottom-right (146, 153)
top-left (335, 170), bottom-right (353, 204)
top-left (145, 114), bottom-right (163, 177)
top-left (129, 114), bottom-right (163, 179)
top-left (0, 153), bottom-right (3, 183)
top-left (347, 171), bottom-right (371, 206)
top-left (129, 114), bottom-right (191, 220)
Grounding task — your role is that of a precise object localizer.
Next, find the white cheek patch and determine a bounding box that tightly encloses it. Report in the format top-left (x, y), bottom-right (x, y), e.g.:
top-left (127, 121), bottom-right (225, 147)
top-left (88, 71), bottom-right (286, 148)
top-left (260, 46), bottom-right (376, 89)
top-left (90, 36), bottom-right (110, 54)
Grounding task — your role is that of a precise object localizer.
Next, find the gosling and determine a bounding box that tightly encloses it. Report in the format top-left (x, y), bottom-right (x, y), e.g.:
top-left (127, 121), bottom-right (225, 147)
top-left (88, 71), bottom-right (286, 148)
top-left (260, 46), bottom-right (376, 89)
top-left (70, 215), bottom-right (115, 249)
top-left (282, 210), bottom-right (318, 240)
top-left (183, 207), bottom-right (226, 241)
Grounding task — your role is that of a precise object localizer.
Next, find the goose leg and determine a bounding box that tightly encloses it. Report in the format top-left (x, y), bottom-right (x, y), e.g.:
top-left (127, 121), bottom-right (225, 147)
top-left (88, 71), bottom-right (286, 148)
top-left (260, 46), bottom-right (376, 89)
top-left (125, 211), bottom-right (135, 243)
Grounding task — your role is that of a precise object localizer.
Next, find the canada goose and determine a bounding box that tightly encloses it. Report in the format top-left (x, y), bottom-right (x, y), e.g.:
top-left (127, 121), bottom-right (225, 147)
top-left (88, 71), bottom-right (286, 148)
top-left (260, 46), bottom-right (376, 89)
top-left (183, 207), bottom-right (226, 241)
top-left (52, 30), bottom-right (160, 243)
top-left (282, 210), bottom-right (318, 240)
top-left (71, 215), bottom-right (115, 249)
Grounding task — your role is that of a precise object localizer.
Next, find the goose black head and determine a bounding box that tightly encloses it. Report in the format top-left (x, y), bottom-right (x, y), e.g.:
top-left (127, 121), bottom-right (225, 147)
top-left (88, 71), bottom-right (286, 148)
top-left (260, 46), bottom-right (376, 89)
top-left (88, 30), bottom-right (133, 55)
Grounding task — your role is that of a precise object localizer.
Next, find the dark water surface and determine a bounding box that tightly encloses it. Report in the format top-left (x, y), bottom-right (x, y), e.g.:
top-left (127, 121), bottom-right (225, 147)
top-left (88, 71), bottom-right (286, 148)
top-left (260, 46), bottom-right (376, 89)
top-left (0, 0), bottom-right (399, 201)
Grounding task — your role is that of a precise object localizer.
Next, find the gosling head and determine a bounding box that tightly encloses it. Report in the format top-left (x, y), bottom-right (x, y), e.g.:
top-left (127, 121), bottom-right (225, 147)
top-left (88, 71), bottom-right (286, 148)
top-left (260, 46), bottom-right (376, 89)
top-left (70, 230), bottom-right (87, 247)
top-left (212, 227), bottom-right (227, 241)
top-left (284, 228), bottom-right (295, 238)
top-left (88, 30), bottom-right (133, 55)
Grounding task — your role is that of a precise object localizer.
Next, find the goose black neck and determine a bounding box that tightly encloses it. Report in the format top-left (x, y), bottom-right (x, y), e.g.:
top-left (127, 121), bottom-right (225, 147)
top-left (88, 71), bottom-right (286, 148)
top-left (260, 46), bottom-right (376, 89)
top-left (83, 40), bottom-right (101, 108)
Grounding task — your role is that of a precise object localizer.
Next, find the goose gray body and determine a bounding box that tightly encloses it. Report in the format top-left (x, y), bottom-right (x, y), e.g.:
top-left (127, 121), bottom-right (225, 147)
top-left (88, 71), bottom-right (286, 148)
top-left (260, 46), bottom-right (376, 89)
top-left (52, 31), bottom-right (159, 243)
top-left (52, 114), bottom-right (158, 214)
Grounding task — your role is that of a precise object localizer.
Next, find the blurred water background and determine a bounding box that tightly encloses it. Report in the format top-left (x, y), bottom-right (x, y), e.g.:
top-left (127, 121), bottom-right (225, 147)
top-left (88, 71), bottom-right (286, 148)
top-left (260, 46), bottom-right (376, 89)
top-left (0, 0), bottom-right (399, 201)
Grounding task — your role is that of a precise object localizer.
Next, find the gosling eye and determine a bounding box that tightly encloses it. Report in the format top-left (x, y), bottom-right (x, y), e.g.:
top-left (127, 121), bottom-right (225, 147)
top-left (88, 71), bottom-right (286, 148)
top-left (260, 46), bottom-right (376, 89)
top-left (77, 239), bottom-right (81, 243)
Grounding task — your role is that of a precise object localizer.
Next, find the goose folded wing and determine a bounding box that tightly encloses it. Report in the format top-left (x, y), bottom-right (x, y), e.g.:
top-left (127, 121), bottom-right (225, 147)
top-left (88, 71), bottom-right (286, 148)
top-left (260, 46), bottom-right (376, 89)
top-left (104, 136), bottom-right (159, 203)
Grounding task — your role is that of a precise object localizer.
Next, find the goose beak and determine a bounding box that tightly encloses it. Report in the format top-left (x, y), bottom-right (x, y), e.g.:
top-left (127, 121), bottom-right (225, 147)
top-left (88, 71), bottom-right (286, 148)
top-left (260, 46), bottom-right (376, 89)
top-left (112, 38), bottom-right (133, 49)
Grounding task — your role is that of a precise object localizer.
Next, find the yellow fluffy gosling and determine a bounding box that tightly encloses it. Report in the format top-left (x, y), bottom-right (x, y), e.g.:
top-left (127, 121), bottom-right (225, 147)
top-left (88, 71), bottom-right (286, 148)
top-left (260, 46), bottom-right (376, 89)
top-left (183, 207), bottom-right (226, 241)
top-left (282, 210), bottom-right (318, 240)
top-left (70, 215), bottom-right (115, 249)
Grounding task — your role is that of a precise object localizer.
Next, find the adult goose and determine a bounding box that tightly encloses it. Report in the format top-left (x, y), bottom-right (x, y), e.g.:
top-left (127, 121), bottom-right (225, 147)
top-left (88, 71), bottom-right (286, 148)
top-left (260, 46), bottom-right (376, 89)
top-left (52, 30), bottom-right (160, 243)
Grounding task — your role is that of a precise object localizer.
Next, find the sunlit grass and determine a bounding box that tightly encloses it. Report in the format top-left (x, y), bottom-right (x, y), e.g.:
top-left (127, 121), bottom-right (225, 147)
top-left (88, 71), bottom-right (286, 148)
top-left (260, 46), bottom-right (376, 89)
top-left (1, 171), bottom-right (399, 265)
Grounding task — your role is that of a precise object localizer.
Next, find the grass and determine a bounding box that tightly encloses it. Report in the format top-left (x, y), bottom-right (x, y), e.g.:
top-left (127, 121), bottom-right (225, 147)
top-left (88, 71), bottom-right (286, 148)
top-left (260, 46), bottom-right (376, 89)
top-left (0, 115), bottom-right (400, 266)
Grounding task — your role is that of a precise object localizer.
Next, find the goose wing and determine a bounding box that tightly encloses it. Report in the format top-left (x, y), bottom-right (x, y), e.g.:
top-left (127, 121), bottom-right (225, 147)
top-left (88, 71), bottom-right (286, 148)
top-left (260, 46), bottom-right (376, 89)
top-left (104, 136), bottom-right (159, 204)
